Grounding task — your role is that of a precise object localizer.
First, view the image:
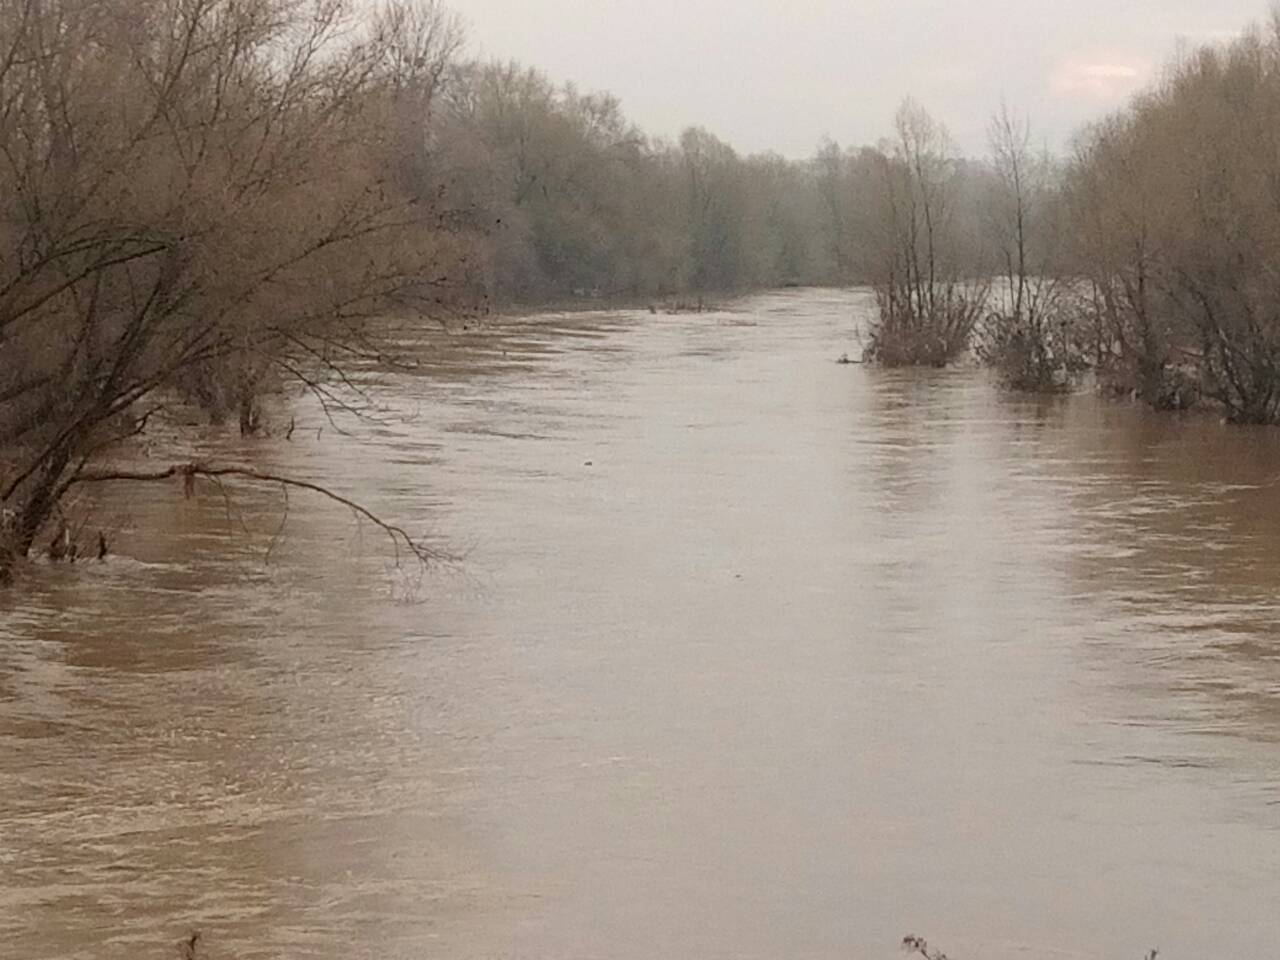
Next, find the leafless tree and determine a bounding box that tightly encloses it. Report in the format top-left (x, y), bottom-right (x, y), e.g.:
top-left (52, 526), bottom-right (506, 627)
top-left (864, 99), bottom-right (987, 367)
top-left (977, 104), bottom-right (1084, 390)
top-left (1065, 113), bottom-right (1186, 407)
top-left (0, 0), bottom-right (475, 580)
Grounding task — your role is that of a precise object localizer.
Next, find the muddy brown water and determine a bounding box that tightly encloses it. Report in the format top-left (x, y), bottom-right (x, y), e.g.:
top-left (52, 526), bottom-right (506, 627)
top-left (2, 289), bottom-right (1279, 960)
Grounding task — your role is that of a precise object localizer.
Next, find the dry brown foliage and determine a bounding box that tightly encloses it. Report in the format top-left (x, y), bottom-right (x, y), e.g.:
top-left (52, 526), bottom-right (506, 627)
top-left (0, 0), bottom-right (476, 578)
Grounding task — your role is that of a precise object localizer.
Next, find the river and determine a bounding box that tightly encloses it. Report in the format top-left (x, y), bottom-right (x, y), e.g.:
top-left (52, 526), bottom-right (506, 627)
top-left (2, 288), bottom-right (1278, 959)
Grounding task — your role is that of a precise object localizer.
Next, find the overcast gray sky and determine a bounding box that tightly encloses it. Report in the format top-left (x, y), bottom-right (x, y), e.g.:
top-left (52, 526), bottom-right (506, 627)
top-left (454, 0), bottom-right (1266, 157)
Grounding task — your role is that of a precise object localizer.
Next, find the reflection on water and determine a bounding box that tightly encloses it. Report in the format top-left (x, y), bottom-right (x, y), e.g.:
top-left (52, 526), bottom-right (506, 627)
top-left (2, 289), bottom-right (1278, 959)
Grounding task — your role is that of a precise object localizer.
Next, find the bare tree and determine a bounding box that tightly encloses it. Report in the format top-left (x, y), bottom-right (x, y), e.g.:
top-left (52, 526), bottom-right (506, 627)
top-left (0, 0), bottom-right (475, 580)
top-left (1065, 114), bottom-right (1186, 407)
top-left (978, 104), bottom-right (1084, 390)
top-left (864, 99), bottom-right (987, 367)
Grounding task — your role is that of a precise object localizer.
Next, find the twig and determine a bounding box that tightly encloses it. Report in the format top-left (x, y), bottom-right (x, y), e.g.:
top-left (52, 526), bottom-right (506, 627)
top-left (902, 935), bottom-right (950, 960)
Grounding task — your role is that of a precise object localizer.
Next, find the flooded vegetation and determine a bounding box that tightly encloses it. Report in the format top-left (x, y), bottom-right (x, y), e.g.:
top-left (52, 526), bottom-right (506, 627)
top-left (5, 0), bottom-right (1280, 957)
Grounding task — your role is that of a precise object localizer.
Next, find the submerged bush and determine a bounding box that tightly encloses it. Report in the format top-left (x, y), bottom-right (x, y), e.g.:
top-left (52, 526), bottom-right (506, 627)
top-left (863, 101), bottom-right (987, 367)
top-left (977, 107), bottom-right (1087, 391)
top-left (866, 281), bottom-right (986, 367)
top-left (977, 291), bottom-right (1091, 391)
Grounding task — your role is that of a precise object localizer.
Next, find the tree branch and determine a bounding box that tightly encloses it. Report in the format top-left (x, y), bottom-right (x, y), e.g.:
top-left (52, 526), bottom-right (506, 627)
top-left (61, 462), bottom-right (451, 567)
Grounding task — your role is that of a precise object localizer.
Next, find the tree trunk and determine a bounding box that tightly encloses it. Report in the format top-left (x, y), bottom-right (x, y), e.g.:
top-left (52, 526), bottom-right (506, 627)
top-left (1, 444), bottom-right (73, 583)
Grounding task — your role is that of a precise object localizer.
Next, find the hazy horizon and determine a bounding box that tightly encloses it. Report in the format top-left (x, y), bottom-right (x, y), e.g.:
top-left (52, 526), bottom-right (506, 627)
top-left (454, 0), bottom-right (1267, 156)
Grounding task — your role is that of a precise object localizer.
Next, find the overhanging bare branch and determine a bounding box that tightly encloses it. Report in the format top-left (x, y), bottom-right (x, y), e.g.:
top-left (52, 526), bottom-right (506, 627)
top-left (61, 462), bottom-right (452, 567)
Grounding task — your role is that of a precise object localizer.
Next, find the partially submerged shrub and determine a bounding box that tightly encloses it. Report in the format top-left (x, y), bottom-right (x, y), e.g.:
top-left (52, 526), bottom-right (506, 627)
top-left (1095, 350), bottom-right (1202, 411)
top-left (978, 107), bottom-right (1085, 391)
top-left (865, 281), bottom-right (987, 367)
top-left (863, 100), bottom-right (985, 368)
top-left (977, 292), bottom-right (1091, 392)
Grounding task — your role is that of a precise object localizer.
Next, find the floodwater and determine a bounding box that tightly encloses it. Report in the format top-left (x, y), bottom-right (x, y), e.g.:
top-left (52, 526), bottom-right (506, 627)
top-left (2, 289), bottom-right (1279, 960)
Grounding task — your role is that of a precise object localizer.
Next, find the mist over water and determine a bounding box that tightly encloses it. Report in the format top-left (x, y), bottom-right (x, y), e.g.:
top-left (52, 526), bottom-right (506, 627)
top-left (3, 289), bottom-right (1279, 959)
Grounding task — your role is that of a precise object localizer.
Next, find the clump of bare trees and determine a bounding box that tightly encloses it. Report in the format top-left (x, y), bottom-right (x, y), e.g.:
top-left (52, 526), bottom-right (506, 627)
top-left (1064, 116), bottom-right (1194, 409)
top-left (862, 100), bottom-right (988, 367)
top-left (976, 106), bottom-right (1088, 391)
top-left (860, 6), bottom-right (1280, 417)
top-left (1064, 12), bottom-right (1280, 421)
top-left (0, 0), bottom-right (476, 580)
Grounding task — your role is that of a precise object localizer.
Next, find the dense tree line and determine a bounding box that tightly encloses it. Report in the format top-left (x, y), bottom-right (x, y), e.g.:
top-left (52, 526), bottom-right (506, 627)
top-left (431, 62), bottom-right (846, 301)
top-left (429, 63), bottom-right (1002, 305)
